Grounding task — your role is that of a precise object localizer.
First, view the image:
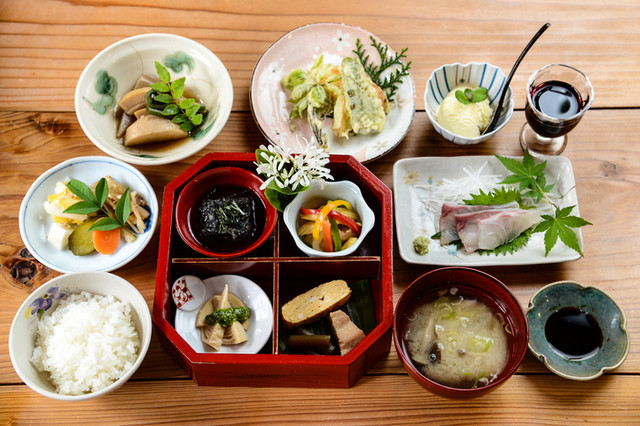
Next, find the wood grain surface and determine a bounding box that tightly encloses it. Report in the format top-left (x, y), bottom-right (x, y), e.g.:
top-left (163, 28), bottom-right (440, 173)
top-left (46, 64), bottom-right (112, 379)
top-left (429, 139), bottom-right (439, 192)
top-left (1, 0), bottom-right (639, 423)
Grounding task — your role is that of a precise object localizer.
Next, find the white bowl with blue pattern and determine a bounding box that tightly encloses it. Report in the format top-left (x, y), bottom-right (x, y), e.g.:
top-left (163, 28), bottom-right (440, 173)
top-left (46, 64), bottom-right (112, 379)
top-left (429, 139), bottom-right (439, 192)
top-left (424, 62), bottom-right (514, 145)
top-left (18, 156), bottom-right (158, 273)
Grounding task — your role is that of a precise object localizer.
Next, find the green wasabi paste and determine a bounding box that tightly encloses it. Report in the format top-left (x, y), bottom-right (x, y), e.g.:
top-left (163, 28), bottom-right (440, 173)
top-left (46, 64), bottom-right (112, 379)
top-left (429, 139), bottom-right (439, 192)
top-left (413, 236), bottom-right (431, 255)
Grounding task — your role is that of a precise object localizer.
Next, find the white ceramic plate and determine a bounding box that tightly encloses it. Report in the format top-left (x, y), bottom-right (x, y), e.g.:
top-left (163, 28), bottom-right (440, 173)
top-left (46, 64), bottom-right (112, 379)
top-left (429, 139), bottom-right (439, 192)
top-left (250, 22), bottom-right (415, 163)
top-left (393, 155), bottom-right (584, 266)
top-left (19, 156), bottom-right (158, 273)
top-left (75, 33), bottom-right (233, 165)
top-left (174, 275), bottom-right (274, 354)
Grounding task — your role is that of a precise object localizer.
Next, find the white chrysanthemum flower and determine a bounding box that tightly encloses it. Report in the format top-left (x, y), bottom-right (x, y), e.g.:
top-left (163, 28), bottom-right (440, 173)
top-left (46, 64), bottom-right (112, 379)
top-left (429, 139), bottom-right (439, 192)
top-left (255, 137), bottom-right (333, 192)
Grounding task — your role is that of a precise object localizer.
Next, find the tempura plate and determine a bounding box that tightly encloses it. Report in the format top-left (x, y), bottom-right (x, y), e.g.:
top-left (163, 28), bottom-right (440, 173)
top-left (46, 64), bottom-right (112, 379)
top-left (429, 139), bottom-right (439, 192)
top-left (250, 22), bottom-right (416, 163)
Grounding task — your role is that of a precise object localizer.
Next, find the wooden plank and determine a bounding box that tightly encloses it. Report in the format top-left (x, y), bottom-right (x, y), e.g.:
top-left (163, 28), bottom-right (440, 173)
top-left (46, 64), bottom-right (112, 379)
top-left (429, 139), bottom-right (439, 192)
top-left (1, 0), bottom-right (639, 111)
top-left (1, 375), bottom-right (639, 424)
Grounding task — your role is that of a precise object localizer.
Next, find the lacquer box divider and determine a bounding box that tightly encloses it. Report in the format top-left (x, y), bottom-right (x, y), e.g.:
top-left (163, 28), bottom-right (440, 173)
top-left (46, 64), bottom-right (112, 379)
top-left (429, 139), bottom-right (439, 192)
top-left (153, 152), bottom-right (393, 388)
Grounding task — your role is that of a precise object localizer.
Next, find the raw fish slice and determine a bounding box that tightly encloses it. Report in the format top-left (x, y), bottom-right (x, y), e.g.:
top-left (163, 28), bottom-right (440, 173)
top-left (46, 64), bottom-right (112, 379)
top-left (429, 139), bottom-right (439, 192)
top-left (455, 208), bottom-right (543, 253)
top-left (439, 202), bottom-right (519, 245)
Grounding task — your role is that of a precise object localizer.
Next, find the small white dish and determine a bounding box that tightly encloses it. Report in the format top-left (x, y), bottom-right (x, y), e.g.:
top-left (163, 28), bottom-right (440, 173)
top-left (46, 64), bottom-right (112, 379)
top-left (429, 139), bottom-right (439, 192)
top-left (19, 156), bottom-right (159, 273)
top-left (283, 180), bottom-right (375, 257)
top-left (9, 271), bottom-right (152, 401)
top-left (425, 62), bottom-right (514, 145)
top-left (75, 33), bottom-right (233, 165)
top-left (174, 274), bottom-right (274, 354)
top-left (393, 155), bottom-right (583, 266)
top-left (171, 275), bottom-right (206, 311)
top-left (250, 22), bottom-right (415, 163)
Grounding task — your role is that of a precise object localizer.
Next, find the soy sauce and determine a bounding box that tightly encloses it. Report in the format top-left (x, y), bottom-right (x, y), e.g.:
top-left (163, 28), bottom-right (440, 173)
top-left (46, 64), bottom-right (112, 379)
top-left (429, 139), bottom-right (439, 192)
top-left (544, 307), bottom-right (602, 359)
top-left (525, 80), bottom-right (584, 138)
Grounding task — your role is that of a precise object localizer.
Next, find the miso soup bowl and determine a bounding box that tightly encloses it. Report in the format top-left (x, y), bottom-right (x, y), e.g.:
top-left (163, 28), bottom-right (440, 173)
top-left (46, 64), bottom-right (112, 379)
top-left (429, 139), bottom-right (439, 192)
top-left (393, 267), bottom-right (528, 398)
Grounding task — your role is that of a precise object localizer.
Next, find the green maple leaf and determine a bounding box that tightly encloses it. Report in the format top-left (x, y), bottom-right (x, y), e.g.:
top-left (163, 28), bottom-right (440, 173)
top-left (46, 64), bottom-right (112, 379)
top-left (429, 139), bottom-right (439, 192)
top-left (496, 150), bottom-right (554, 203)
top-left (533, 205), bottom-right (592, 256)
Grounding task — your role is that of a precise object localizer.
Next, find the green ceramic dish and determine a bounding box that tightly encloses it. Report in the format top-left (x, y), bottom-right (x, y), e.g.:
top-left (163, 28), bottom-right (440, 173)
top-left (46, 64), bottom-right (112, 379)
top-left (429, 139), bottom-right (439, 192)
top-left (527, 281), bottom-right (630, 380)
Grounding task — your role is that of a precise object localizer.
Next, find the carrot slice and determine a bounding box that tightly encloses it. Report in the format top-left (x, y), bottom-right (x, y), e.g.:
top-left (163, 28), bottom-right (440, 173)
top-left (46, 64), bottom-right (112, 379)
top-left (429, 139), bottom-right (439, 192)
top-left (92, 228), bottom-right (121, 255)
top-left (322, 220), bottom-right (333, 252)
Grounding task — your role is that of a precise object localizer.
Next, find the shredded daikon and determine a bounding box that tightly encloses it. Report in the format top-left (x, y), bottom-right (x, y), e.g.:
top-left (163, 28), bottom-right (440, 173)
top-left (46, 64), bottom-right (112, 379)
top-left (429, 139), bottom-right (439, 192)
top-left (413, 161), bottom-right (502, 214)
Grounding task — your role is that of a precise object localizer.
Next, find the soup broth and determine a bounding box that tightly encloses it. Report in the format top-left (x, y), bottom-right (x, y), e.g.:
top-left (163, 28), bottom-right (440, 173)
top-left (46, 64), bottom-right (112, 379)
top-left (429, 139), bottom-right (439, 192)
top-left (403, 287), bottom-right (510, 389)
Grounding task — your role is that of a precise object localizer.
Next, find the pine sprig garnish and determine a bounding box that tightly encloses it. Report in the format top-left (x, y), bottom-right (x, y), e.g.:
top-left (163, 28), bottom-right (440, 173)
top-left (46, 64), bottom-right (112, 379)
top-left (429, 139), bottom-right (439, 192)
top-left (353, 36), bottom-right (411, 102)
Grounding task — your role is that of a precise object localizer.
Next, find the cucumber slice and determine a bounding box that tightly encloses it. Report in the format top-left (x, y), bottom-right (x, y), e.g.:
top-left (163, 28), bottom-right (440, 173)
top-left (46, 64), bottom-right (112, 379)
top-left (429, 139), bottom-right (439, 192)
top-left (68, 220), bottom-right (96, 256)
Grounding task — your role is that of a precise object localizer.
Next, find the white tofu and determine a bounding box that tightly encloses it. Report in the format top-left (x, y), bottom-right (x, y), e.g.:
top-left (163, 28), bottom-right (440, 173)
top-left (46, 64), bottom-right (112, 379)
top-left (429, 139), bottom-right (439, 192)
top-left (47, 222), bottom-right (73, 250)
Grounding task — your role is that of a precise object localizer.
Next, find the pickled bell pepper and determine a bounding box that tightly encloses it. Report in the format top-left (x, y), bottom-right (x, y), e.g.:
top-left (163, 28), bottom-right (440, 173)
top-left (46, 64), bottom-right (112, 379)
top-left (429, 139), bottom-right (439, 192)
top-left (330, 219), bottom-right (342, 251)
top-left (312, 200), bottom-right (352, 241)
top-left (300, 208), bottom-right (361, 236)
top-left (322, 219), bottom-right (333, 252)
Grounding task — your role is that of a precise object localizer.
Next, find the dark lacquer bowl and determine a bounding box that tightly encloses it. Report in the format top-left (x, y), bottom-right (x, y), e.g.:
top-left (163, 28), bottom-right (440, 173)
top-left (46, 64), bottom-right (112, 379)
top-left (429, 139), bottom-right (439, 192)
top-left (174, 167), bottom-right (277, 258)
top-left (393, 267), bottom-right (528, 398)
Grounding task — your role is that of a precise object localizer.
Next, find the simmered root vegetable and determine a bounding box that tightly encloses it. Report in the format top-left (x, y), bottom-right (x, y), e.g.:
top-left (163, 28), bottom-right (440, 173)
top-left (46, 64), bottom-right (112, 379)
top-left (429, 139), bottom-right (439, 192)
top-left (92, 228), bottom-right (121, 255)
top-left (115, 62), bottom-right (208, 147)
top-left (297, 198), bottom-right (362, 253)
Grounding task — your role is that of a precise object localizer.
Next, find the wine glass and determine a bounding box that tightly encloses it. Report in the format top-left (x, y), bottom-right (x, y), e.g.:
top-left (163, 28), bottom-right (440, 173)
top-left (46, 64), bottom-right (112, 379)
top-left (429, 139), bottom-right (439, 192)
top-left (520, 64), bottom-right (594, 155)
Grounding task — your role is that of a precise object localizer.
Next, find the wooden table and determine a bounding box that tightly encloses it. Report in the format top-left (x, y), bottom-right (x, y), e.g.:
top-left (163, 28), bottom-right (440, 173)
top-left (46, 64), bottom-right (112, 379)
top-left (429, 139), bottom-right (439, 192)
top-left (1, 1), bottom-right (639, 423)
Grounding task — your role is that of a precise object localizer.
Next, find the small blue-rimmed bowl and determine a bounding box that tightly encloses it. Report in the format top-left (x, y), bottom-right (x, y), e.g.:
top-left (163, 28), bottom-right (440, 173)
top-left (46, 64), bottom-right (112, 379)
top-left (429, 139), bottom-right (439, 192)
top-left (424, 62), bottom-right (514, 145)
top-left (527, 281), bottom-right (630, 381)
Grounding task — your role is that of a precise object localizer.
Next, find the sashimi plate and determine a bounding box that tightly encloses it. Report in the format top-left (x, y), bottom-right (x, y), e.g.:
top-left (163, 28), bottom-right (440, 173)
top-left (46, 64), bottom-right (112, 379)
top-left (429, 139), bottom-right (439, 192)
top-left (393, 155), bottom-right (584, 266)
top-left (250, 22), bottom-right (416, 163)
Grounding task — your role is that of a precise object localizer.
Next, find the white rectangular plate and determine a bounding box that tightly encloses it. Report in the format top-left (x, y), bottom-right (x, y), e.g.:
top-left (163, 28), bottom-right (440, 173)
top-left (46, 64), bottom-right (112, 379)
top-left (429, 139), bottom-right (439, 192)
top-left (393, 155), bottom-right (584, 266)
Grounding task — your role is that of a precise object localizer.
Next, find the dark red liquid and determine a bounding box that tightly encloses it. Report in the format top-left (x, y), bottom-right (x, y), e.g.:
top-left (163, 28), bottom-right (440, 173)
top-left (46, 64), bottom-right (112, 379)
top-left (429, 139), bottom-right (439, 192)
top-left (544, 307), bottom-right (602, 359)
top-left (525, 80), bottom-right (585, 138)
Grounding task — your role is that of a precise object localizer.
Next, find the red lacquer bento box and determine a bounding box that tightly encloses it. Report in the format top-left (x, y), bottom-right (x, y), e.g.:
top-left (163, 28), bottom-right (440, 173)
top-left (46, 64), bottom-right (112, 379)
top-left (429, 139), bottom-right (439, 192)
top-left (152, 152), bottom-right (393, 388)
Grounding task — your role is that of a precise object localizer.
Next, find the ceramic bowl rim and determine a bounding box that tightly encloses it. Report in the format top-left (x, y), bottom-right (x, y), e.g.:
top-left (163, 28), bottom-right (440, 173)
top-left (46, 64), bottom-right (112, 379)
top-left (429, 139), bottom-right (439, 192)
top-left (74, 32), bottom-right (234, 165)
top-left (8, 271), bottom-right (152, 401)
top-left (282, 180), bottom-right (375, 257)
top-left (174, 166), bottom-right (277, 258)
top-left (526, 280), bottom-right (630, 381)
top-left (424, 62), bottom-right (514, 145)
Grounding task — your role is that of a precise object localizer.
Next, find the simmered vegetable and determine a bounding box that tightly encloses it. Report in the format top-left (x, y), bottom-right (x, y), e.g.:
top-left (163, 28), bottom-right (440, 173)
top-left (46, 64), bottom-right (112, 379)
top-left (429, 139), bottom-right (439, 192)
top-left (115, 62), bottom-right (207, 146)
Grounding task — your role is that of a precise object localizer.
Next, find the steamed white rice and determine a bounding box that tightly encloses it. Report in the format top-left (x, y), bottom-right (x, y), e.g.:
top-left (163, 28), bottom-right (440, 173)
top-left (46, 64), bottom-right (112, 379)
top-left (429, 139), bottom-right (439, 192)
top-left (30, 291), bottom-right (140, 395)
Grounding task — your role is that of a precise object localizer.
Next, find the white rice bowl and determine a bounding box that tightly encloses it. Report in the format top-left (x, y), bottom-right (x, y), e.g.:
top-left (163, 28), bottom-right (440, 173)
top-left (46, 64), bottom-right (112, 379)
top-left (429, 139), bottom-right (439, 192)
top-left (30, 292), bottom-right (140, 395)
top-left (9, 271), bottom-right (152, 401)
